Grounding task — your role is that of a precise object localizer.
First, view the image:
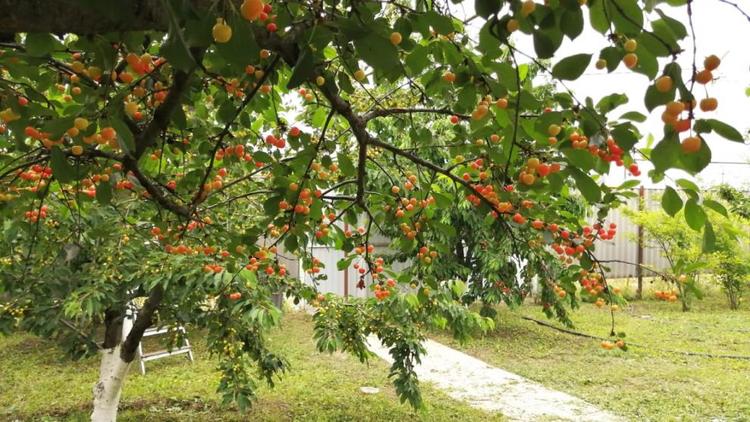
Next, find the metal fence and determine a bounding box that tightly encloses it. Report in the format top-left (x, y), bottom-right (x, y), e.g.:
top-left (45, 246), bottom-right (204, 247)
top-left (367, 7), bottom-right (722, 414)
top-left (593, 188), bottom-right (671, 278)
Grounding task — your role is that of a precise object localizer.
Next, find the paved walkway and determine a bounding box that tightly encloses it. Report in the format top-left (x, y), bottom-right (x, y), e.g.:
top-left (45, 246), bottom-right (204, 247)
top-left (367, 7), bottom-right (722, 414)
top-left (367, 337), bottom-right (623, 422)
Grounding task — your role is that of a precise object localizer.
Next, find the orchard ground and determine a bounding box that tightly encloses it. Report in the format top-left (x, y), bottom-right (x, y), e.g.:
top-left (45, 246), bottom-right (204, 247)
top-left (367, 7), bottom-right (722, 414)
top-left (0, 311), bottom-right (501, 422)
top-left (435, 279), bottom-right (750, 421)
top-left (2, 279), bottom-right (747, 421)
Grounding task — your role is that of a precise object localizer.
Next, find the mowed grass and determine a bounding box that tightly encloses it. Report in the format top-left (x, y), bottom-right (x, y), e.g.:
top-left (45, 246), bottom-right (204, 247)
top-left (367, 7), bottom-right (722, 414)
top-left (433, 288), bottom-right (750, 421)
top-left (0, 311), bottom-right (502, 421)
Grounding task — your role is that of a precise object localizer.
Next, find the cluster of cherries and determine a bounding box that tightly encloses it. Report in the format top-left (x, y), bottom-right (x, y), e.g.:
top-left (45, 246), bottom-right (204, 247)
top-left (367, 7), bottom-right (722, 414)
top-left (24, 205), bottom-right (48, 223)
top-left (655, 290), bottom-right (679, 302)
top-left (374, 278), bottom-right (397, 300)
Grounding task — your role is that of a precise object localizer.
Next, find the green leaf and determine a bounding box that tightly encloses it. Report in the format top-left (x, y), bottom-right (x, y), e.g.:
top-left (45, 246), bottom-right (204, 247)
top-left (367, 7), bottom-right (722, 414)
top-left (252, 151), bottom-right (273, 164)
top-left (589, 0), bottom-right (610, 34)
top-left (263, 196), bottom-right (281, 215)
top-left (684, 198), bottom-right (706, 231)
top-left (563, 149), bottom-right (595, 171)
top-left (596, 93), bottom-right (628, 114)
top-left (96, 181), bottom-right (112, 204)
top-left (599, 46), bottom-right (625, 73)
top-left (287, 48), bottom-right (316, 89)
top-left (694, 119), bottom-right (744, 142)
top-left (106, 118), bottom-right (136, 155)
top-left (337, 152), bottom-right (355, 177)
top-left (24, 33), bottom-right (62, 57)
top-left (661, 186), bottom-right (682, 216)
top-left (644, 84), bottom-right (673, 112)
top-left (160, 27), bottom-right (195, 72)
top-left (451, 280), bottom-right (467, 297)
top-left (650, 131), bottom-right (679, 172)
top-left (551, 54), bottom-right (592, 80)
top-left (675, 178), bottom-right (699, 192)
top-left (50, 147), bottom-right (76, 183)
top-left (610, 0), bottom-right (644, 36)
top-left (284, 234), bottom-right (298, 253)
top-left (432, 191), bottom-right (452, 208)
top-left (475, 0), bottom-right (502, 18)
top-left (620, 111), bottom-right (647, 122)
top-left (424, 11), bottom-right (455, 35)
top-left (354, 33), bottom-right (400, 78)
top-left (611, 123), bottom-right (639, 150)
top-left (617, 179), bottom-right (641, 189)
top-left (703, 199), bottom-right (728, 217)
top-left (533, 29), bottom-right (564, 59)
top-left (337, 255), bottom-right (356, 271)
top-left (569, 168), bottom-right (601, 203)
top-left (632, 45), bottom-right (659, 79)
top-left (494, 62), bottom-right (518, 91)
top-left (561, 8), bottom-right (584, 40)
top-left (405, 44), bottom-right (430, 73)
top-left (702, 220), bottom-right (716, 252)
top-left (214, 18), bottom-right (260, 70)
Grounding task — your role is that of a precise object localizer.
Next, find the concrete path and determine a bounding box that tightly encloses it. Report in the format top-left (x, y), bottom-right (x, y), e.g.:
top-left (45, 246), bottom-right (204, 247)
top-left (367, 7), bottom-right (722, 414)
top-left (367, 337), bottom-right (623, 422)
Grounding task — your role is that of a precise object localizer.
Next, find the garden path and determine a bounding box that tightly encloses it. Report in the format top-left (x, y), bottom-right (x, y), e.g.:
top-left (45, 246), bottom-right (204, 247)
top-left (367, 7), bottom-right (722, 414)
top-left (367, 337), bottom-right (623, 422)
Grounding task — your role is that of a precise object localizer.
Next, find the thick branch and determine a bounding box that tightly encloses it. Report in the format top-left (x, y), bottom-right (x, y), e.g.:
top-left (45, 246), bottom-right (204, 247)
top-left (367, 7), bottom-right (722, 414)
top-left (123, 156), bottom-right (191, 217)
top-left (121, 285), bottom-right (164, 362)
top-left (134, 48), bottom-right (204, 159)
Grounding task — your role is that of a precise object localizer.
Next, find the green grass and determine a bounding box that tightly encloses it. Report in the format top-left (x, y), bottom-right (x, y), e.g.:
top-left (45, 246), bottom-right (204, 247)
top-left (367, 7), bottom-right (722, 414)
top-left (433, 292), bottom-right (750, 421)
top-left (0, 312), bottom-right (503, 421)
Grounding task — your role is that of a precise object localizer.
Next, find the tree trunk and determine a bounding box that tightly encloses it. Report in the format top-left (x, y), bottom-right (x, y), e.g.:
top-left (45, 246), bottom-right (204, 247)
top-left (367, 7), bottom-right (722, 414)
top-left (91, 345), bottom-right (131, 422)
top-left (90, 286), bottom-right (164, 421)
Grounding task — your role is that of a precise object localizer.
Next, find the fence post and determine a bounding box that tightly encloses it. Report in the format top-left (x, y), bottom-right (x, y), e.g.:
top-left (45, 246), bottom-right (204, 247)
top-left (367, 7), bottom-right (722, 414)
top-left (636, 186), bottom-right (645, 299)
top-left (343, 223), bottom-right (349, 298)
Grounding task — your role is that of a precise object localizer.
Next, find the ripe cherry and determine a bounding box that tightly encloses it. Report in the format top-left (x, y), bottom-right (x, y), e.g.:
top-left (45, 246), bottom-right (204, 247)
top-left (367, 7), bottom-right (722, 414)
top-left (390, 32), bottom-right (403, 45)
top-left (681, 136), bottom-right (701, 154)
top-left (241, 0), bottom-right (264, 21)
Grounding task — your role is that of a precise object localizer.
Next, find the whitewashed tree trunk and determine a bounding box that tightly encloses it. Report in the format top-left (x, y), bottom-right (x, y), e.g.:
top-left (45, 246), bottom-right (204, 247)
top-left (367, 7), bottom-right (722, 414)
top-left (91, 345), bottom-right (131, 422)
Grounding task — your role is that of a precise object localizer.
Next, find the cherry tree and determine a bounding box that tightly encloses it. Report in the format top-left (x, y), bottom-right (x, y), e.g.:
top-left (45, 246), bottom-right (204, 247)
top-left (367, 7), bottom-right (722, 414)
top-left (0, 0), bottom-right (746, 420)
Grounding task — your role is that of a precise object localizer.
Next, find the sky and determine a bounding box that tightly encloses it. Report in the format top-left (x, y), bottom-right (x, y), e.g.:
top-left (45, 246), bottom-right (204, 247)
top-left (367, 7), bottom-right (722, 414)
top-left (451, 0), bottom-right (750, 189)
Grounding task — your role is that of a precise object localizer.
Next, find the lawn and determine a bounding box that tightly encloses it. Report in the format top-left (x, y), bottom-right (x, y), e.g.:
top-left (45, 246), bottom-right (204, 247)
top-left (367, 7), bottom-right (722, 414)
top-left (434, 288), bottom-right (750, 421)
top-left (0, 311), bottom-right (502, 421)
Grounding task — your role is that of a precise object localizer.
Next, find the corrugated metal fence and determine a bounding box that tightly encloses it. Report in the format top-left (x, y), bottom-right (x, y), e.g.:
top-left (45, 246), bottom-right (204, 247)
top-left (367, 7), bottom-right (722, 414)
top-left (593, 188), bottom-right (671, 278)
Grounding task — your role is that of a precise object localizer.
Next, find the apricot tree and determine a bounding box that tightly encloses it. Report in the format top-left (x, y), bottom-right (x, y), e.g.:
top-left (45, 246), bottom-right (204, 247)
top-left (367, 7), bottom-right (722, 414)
top-left (0, 0), bottom-right (747, 420)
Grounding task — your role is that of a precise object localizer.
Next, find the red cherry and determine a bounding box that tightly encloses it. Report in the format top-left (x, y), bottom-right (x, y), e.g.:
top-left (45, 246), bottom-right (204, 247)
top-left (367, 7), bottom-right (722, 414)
top-left (266, 22), bottom-right (277, 32)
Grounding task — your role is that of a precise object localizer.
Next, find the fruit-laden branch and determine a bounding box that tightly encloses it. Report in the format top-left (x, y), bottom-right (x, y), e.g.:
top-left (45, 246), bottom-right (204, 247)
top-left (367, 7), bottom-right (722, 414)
top-left (120, 285), bottom-right (164, 362)
top-left (317, 84), bottom-right (370, 203)
top-left (368, 137), bottom-right (509, 224)
top-left (122, 156), bottom-right (192, 217)
top-left (134, 47), bottom-right (204, 159)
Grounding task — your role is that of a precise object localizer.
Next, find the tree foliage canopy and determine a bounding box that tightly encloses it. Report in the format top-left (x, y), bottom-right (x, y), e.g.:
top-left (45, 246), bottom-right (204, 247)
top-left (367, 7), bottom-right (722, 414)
top-left (0, 0), bottom-right (747, 410)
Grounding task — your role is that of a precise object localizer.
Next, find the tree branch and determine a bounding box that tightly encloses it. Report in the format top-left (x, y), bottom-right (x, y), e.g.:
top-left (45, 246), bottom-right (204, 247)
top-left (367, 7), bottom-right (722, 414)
top-left (121, 284), bottom-right (164, 362)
